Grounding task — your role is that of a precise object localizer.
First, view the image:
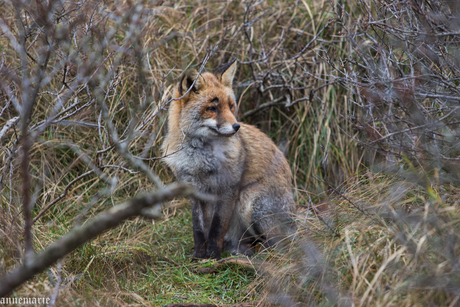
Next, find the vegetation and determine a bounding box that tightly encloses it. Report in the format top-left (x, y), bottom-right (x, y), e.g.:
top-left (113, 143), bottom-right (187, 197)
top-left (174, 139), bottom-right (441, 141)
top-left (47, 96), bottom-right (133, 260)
top-left (1, 0), bottom-right (459, 306)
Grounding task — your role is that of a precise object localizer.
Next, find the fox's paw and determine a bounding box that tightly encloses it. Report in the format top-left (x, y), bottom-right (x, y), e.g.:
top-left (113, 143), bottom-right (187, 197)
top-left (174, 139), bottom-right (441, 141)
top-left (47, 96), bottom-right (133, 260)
top-left (205, 244), bottom-right (221, 259)
top-left (192, 242), bottom-right (208, 259)
top-left (192, 253), bottom-right (207, 259)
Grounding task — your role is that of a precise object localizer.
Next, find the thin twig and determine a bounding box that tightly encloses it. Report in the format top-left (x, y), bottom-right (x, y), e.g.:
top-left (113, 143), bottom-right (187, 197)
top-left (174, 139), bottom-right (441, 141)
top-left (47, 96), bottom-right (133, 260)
top-left (32, 170), bottom-right (95, 224)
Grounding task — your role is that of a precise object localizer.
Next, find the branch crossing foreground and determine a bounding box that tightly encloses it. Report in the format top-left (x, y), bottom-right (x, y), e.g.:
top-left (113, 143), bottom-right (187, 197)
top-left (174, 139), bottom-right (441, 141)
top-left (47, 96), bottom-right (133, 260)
top-left (0, 184), bottom-right (195, 297)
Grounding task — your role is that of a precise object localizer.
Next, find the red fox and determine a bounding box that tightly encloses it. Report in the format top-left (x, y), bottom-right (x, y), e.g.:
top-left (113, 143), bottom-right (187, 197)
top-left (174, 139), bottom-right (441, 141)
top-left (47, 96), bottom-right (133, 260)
top-left (161, 60), bottom-right (295, 259)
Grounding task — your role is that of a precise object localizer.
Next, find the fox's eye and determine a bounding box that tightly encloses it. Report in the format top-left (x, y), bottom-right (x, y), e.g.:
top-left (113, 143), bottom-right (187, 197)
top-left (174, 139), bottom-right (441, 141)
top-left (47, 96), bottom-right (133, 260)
top-left (229, 104), bottom-right (235, 110)
top-left (207, 106), bottom-right (217, 112)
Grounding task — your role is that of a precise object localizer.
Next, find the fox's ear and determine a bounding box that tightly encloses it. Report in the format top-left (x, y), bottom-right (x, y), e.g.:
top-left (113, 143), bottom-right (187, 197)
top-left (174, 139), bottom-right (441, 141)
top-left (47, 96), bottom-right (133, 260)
top-left (179, 69), bottom-right (204, 97)
top-left (215, 60), bottom-right (237, 88)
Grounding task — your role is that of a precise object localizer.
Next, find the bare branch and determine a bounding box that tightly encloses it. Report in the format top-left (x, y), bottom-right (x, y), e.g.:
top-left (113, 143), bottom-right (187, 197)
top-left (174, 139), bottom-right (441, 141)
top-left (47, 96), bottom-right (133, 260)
top-left (0, 183), bottom-right (198, 297)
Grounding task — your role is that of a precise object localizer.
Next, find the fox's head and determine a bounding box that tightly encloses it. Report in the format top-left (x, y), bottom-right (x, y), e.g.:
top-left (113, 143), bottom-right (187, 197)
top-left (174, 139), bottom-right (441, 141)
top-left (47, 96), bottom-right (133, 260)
top-left (173, 61), bottom-right (240, 139)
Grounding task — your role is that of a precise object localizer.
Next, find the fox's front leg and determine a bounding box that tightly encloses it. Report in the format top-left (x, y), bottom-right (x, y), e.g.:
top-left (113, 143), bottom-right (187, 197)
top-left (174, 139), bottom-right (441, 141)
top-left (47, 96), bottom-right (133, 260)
top-left (191, 199), bottom-right (207, 258)
top-left (206, 192), bottom-right (238, 259)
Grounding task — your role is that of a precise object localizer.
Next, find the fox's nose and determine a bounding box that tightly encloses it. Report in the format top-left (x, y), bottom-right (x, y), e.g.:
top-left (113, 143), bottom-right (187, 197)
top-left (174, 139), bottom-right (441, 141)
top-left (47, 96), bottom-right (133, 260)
top-left (232, 123), bottom-right (240, 132)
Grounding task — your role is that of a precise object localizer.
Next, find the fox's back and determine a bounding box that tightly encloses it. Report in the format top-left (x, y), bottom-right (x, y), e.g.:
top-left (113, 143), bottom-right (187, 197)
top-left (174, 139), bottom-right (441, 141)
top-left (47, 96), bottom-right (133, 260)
top-left (239, 124), bottom-right (292, 182)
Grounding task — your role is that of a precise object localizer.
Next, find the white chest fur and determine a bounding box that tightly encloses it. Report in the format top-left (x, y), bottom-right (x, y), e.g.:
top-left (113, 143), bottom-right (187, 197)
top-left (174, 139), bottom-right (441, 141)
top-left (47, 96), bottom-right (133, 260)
top-left (166, 137), bottom-right (239, 179)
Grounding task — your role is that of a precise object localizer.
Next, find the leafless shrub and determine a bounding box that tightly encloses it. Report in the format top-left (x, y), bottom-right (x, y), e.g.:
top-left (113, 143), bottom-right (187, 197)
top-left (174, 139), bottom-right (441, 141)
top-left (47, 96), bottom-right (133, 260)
top-left (0, 0), bottom-right (202, 297)
top-left (330, 0), bottom-right (460, 180)
top-left (254, 1), bottom-right (460, 305)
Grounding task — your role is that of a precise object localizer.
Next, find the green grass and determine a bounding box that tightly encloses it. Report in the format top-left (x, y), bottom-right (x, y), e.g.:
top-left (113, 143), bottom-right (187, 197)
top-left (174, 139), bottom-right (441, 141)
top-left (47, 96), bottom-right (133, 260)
top-left (50, 204), bottom-right (258, 306)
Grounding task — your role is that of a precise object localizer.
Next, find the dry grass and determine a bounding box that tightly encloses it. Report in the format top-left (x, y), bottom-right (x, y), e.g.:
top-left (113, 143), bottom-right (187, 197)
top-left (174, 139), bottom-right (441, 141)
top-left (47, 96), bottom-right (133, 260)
top-left (252, 172), bottom-right (460, 306)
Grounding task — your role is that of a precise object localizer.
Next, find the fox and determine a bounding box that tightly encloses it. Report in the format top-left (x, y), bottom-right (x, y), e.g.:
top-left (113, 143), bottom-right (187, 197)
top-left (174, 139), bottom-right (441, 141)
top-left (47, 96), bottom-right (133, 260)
top-left (161, 60), bottom-right (295, 259)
